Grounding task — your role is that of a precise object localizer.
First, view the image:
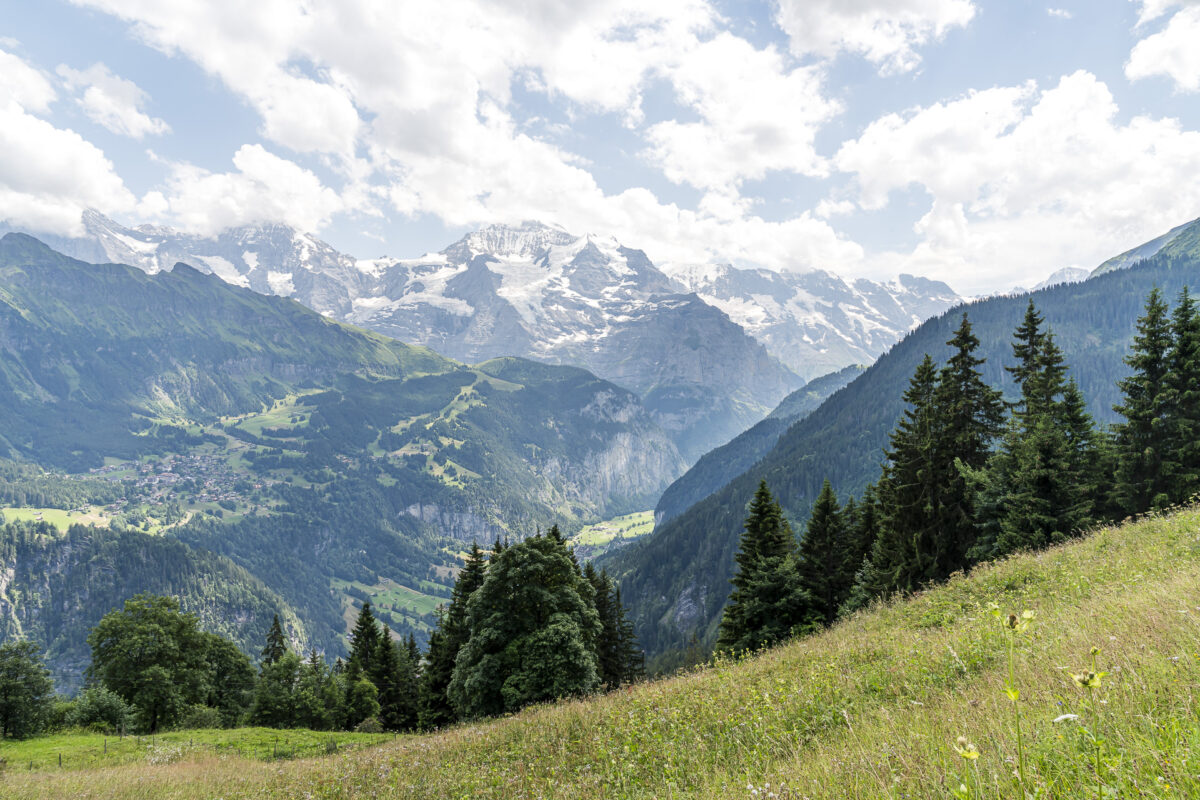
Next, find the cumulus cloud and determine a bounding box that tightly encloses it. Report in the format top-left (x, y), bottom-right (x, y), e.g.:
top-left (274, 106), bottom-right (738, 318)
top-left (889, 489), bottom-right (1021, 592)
top-left (643, 33), bottom-right (840, 191)
top-left (0, 48), bottom-right (57, 113)
top-left (0, 104), bottom-right (138, 235)
top-left (0, 49), bottom-right (137, 235)
top-left (773, 0), bottom-right (975, 74)
top-left (1126, 5), bottom-right (1200, 91)
top-left (159, 144), bottom-right (345, 235)
top-left (65, 0), bottom-right (863, 273)
top-left (57, 63), bottom-right (170, 138)
top-left (835, 71), bottom-right (1200, 291)
top-left (1047, 8), bottom-right (1073, 19)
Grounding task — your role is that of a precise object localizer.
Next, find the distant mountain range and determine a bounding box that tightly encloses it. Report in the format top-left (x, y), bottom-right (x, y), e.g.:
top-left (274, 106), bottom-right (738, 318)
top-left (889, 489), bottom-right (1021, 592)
top-left (603, 215), bottom-right (1200, 670)
top-left (6, 212), bottom-right (963, 460)
top-left (0, 233), bottom-right (685, 683)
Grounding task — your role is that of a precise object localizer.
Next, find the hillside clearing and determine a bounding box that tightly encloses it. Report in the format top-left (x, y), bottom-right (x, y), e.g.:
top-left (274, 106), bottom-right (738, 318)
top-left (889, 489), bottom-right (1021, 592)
top-left (5, 507), bottom-right (1200, 798)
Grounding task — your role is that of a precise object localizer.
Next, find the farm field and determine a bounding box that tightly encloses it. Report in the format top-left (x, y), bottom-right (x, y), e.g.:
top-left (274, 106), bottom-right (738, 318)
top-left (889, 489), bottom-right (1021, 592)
top-left (6, 506), bottom-right (1200, 798)
top-left (569, 510), bottom-right (655, 559)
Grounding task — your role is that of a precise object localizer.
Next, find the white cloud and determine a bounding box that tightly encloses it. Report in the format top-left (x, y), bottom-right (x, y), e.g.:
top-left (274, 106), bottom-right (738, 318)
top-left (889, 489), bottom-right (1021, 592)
top-left (1047, 8), bottom-right (1073, 19)
top-left (0, 49), bottom-right (137, 235)
top-left (57, 63), bottom-right (170, 138)
top-left (835, 71), bottom-right (1200, 292)
top-left (159, 144), bottom-right (345, 235)
top-left (64, 0), bottom-right (862, 273)
top-left (1131, 0), bottom-right (1191, 25)
top-left (0, 103), bottom-right (137, 235)
top-left (643, 33), bottom-right (840, 191)
top-left (1126, 5), bottom-right (1200, 91)
top-left (0, 48), bottom-right (57, 113)
top-left (773, 0), bottom-right (975, 74)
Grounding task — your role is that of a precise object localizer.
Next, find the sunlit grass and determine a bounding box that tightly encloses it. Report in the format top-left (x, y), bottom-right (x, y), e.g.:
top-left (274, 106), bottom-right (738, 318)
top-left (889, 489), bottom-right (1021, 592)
top-left (6, 507), bottom-right (1200, 798)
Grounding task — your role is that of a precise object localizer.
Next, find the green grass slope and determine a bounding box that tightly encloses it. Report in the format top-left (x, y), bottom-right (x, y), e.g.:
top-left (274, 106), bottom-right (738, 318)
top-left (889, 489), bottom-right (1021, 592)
top-left (7, 507), bottom-right (1200, 798)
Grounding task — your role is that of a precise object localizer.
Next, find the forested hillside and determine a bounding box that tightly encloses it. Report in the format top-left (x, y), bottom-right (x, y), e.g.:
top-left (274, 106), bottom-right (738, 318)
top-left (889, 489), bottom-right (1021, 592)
top-left (653, 364), bottom-right (866, 525)
top-left (0, 234), bottom-right (684, 680)
top-left (607, 237), bottom-right (1200, 667)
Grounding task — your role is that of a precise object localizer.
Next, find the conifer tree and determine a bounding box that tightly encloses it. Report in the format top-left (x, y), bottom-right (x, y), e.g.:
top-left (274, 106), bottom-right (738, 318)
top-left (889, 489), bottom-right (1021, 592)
top-left (349, 603), bottom-right (380, 674)
top-left (716, 481), bottom-right (816, 653)
top-left (1114, 288), bottom-right (1173, 513)
top-left (585, 563), bottom-right (621, 689)
top-left (796, 479), bottom-right (848, 624)
top-left (419, 542), bottom-right (488, 730)
top-left (1007, 301), bottom-right (1047, 418)
top-left (933, 313), bottom-right (1004, 570)
top-left (372, 626), bottom-right (417, 731)
top-left (613, 586), bottom-right (644, 684)
top-left (846, 485), bottom-right (880, 578)
top-left (1164, 287), bottom-right (1200, 503)
top-left (260, 614), bottom-right (287, 667)
top-left (872, 355), bottom-right (941, 593)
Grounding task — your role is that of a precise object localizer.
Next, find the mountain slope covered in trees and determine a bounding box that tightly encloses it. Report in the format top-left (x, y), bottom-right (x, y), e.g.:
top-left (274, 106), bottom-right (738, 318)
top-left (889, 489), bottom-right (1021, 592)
top-left (0, 233), bottom-right (685, 680)
top-left (606, 221), bottom-right (1200, 667)
top-left (653, 364), bottom-right (866, 525)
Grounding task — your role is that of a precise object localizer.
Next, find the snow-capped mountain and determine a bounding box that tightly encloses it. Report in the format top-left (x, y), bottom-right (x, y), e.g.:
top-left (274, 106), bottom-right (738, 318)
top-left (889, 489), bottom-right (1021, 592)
top-left (1032, 267), bottom-right (1090, 291)
top-left (4, 212), bottom-right (964, 459)
top-left (663, 263), bottom-right (961, 380)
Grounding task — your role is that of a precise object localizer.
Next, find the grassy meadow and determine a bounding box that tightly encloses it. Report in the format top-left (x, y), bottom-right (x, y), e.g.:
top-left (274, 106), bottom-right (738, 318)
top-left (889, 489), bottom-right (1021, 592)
top-left (6, 506), bottom-right (1200, 798)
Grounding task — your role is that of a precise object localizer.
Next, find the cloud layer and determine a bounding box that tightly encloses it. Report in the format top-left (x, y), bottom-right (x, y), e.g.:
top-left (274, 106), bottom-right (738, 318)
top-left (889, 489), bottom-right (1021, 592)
top-left (0, 2), bottom-right (1197, 293)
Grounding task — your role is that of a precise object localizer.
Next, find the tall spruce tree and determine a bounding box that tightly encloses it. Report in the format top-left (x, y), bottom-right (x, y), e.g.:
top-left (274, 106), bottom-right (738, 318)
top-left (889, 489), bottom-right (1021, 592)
top-left (348, 603), bottom-right (380, 674)
top-left (795, 479), bottom-right (848, 624)
top-left (1164, 287), bottom-right (1200, 503)
top-left (419, 542), bottom-right (488, 730)
top-left (373, 626), bottom-right (417, 732)
top-left (585, 563), bottom-right (621, 690)
top-left (1007, 301), bottom-right (1048, 419)
top-left (612, 586), bottom-right (645, 684)
top-left (1114, 288), bottom-right (1173, 513)
top-left (871, 355), bottom-right (941, 594)
top-left (934, 313), bottom-right (1004, 571)
top-left (716, 481), bottom-right (816, 654)
top-left (260, 614), bottom-right (287, 667)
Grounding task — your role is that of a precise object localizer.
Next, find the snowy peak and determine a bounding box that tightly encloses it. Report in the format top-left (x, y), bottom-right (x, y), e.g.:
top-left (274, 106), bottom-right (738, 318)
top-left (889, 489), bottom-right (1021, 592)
top-left (1033, 267), bottom-right (1090, 291)
top-left (657, 263), bottom-right (963, 380)
top-left (443, 221), bottom-right (576, 261)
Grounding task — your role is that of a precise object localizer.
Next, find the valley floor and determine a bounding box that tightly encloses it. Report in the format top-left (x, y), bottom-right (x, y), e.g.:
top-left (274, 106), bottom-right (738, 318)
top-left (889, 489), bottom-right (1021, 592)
top-left (5, 507), bottom-right (1200, 799)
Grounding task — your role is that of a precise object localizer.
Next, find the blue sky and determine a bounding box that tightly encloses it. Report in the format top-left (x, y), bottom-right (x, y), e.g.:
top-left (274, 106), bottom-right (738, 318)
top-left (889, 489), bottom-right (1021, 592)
top-left (1, 0), bottom-right (1199, 293)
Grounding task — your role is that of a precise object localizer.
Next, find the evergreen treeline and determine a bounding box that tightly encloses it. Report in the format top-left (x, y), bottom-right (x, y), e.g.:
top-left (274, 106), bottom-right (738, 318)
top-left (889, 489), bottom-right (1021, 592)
top-left (718, 290), bottom-right (1200, 652)
top-left (0, 528), bottom-right (643, 739)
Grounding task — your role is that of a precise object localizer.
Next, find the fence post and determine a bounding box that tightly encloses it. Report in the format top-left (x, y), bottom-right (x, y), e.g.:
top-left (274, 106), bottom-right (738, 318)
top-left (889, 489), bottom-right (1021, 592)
top-left (58, 753), bottom-right (61, 768)
top-left (104, 737), bottom-right (107, 754)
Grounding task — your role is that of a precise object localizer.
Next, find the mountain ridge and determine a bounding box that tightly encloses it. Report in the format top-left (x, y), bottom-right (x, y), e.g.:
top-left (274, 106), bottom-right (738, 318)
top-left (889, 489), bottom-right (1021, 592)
top-left (1, 212), bottom-right (967, 459)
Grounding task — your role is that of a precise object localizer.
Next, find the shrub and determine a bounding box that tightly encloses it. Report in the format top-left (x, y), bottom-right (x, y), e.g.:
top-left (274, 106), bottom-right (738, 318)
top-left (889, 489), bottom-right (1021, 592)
top-left (176, 704), bottom-right (222, 731)
top-left (354, 716), bottom-right (383, 734)
top-left (70, 687), bottom-right (134, 734)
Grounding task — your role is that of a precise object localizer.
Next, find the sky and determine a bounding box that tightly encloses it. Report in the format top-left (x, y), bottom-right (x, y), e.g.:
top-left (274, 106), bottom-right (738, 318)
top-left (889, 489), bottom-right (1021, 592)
top-left (1, 1), bottom-right (1199, 294)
